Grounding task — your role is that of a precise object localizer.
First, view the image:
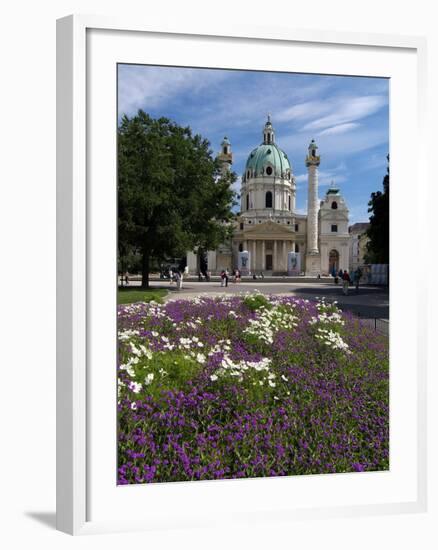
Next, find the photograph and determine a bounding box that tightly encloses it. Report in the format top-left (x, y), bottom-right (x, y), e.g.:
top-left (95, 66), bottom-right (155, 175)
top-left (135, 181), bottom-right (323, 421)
top-left (116, 64), bottom-right (390, 485)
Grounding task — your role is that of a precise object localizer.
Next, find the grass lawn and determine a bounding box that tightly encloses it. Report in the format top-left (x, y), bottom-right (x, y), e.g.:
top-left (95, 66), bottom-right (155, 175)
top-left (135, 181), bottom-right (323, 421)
top-left (118, 287), bottom-right (168, 305)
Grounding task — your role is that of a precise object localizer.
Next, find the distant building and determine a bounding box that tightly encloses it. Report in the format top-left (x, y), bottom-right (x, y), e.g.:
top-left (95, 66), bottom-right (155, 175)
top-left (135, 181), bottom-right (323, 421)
top-left (187, 116), bottom-right (350, 276)
top-left (348, 222), bottom-right (370, 271)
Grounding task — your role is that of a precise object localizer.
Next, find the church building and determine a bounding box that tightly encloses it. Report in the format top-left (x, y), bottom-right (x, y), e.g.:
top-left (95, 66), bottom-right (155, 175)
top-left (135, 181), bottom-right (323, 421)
top-left (187, 116), bottom-right (350, 276)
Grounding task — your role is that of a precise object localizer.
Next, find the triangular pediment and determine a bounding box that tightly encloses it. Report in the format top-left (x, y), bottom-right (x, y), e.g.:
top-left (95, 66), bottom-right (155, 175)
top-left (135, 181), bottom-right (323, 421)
top-left (243, 220), bottom-right (295, 237)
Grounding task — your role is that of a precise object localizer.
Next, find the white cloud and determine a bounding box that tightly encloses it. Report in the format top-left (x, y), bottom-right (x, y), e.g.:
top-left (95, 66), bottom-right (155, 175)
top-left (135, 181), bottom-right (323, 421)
top-left (318, 122), bottom-right (360, 136)
top-left (276, 101), bottom-right (329, 123)
top-left (281, 127), bottom-right (388, 159)
top-left (118, 65), bottom-right (229, 117)
top-left (232, 175), bottom-right (242, 195)
top-left (295, 166), bottom-right (348, 189)
top-left (302, 95), bottom-right (387, 131)
top-left (276, 94), bottom-right (387, 138)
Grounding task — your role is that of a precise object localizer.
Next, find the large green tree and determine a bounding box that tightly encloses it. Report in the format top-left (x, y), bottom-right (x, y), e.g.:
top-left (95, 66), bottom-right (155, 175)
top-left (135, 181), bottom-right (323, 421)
top-left (365, 154), bottom-right (389, 264)
top-left (118, 111), bottom-right (237, 288)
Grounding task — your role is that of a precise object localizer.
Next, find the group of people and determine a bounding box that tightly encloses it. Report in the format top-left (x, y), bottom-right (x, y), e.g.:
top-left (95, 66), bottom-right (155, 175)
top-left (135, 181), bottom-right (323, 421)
top-left (220, 268), bottom-right (241, 286)
top-left (333, 267), bottom-right (363, 295)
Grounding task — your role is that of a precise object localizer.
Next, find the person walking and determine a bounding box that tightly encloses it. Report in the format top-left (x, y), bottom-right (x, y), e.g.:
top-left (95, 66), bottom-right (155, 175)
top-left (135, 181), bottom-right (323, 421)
top-left (342, 270), bottom-right (351, 296)
top-left (174, 269), bottom-right (183, 291)
top-left (354, 267), bottom-right (362, 292)
top-left (224, 268), bottom-right (229, 287)
top-left (220, 270), bottom-right (225, 287)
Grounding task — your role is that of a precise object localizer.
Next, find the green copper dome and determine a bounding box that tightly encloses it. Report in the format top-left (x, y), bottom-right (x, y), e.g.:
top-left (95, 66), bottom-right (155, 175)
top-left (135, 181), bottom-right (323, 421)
top-left (244, 142), bottom-right (291, 178)
top-left (244, 117), bottom-right (292, 179)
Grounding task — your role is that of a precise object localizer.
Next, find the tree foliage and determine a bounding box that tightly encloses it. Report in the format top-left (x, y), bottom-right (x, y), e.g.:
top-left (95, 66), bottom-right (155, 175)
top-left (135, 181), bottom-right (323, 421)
top-left (365, 155), bottom-right (389, 264)
top-left (118, 111), bottom-right (237, 287)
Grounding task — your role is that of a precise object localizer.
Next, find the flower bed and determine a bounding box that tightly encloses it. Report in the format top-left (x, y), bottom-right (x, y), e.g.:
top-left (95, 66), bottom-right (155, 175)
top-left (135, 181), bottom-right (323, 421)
top-left (118, 293), bottom-right (389, 484)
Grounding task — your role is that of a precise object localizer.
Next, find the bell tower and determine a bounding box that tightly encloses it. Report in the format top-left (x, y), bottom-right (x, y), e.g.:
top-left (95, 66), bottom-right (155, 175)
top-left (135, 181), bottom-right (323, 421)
top-left (218, 136), bottom-right (233, 174)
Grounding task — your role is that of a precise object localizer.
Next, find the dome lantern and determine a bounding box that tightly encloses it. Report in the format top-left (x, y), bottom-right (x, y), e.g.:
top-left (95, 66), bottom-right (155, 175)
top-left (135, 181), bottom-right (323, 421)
top-left (263, 113), bottom-right (275, 145)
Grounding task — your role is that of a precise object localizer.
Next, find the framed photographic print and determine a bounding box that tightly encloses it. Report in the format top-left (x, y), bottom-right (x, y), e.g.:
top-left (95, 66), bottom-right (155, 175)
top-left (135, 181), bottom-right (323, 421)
top-left (57, 15), bottom-right (427, 535)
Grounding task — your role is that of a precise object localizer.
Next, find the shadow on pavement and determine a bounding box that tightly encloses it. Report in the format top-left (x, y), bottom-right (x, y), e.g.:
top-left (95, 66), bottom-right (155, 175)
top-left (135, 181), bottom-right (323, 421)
top-left (25, 511), bottom-right (57, 530)
top-left (291, 286), bottom-right (389, 320)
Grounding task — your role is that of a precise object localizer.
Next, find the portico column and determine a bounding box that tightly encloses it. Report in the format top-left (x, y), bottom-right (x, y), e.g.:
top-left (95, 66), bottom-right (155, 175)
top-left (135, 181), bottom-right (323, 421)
top-left (252, 240), bottom-right (257, 272)
top-left (273, 240), bottom-right (277, 272)
top-left (243, 240), bottom-right (247, 251)
top-left (282, 240), bottom-right (286, 271)
top-left (261, 240), bottom-right (266, 271)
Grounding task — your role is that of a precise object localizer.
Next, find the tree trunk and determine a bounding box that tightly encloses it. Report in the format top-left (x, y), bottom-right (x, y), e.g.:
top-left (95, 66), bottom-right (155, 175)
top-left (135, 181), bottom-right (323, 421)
top-left (141, 250), bottom-right (150, 289)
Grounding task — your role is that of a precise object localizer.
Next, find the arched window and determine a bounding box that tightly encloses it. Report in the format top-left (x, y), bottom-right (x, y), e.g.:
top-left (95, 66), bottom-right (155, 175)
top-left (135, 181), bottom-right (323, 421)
top-left (223, 146), bottom-right (228, 154)
top-left (238, 243), bottom-right (243, 252)
top-left (295, 244), bottom-right (299, 253)
top-left (331, 201), bottom-right (338, 210)
top-left (288, 195), bottom-right (291, 211)
top-left (266, 166), bottom-right (273, 176)
top-left (246, 194), bottom-right (249, 210)
top-left (265, 191), bottom-right (273, 208)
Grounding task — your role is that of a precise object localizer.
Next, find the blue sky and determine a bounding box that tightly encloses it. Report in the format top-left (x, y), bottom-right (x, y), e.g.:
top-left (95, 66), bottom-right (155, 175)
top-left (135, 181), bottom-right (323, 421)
top-left (118, 64), bottom-right (389, 223)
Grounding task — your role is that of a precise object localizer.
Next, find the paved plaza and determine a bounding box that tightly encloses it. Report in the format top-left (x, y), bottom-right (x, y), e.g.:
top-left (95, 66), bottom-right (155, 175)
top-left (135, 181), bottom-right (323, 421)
top-left (128, 279), bottom-right (389, 320)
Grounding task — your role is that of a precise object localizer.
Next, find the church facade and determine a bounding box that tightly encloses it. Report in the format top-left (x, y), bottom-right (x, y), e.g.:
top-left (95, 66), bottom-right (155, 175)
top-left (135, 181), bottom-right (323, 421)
top-left (187, 116), bottom-right (350, 276)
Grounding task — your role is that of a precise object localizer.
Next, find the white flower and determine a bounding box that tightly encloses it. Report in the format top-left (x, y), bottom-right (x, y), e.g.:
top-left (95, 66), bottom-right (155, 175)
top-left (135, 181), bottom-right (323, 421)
top-left (130, 402), bottom-right (137, 410)
top-left (281, 374), bottom-right (288, 382)
top-left (316, 328), bottom-right (350, 353)
top-left (129, 381), bottom-right (142, 393)
top-left (144, 373), bottom-right (154, 385)
top-left (139, 344), bottom-right (153, 359)
top-left (118, 329), bottom-right (140, 341)
top-left (268, 380), bottom-right (276, 388)
top-left (210, 374), bottom-right (218, 382)
top-left (196, 353), bottom-right (206, 364)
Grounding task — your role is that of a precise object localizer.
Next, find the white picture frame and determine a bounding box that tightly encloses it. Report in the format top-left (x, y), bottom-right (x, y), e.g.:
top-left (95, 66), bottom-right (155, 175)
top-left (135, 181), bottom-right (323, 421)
top-left (56, 15), bottom-right (428, 535)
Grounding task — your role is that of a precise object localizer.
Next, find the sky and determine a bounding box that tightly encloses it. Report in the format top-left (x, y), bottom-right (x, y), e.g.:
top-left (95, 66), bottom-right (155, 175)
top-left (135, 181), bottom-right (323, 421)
top-left (118, 64), bottom-right (389, 223)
